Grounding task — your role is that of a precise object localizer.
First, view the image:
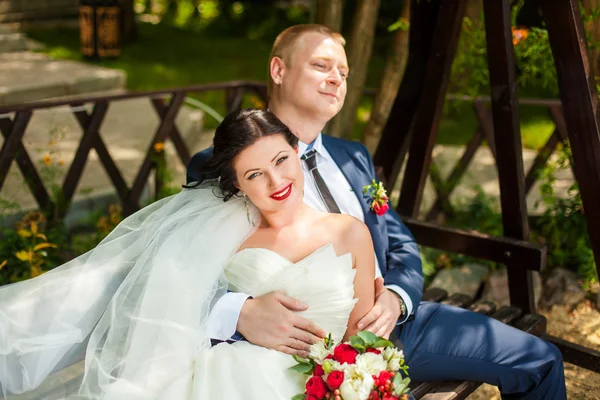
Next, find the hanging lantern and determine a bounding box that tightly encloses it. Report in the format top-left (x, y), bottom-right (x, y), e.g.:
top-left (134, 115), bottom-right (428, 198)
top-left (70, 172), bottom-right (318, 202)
top-left (79, 0), bottom-right (121, 59)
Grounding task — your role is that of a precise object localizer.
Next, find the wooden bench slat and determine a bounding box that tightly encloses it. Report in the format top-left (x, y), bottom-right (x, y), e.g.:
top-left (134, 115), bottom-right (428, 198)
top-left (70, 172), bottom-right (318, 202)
top-left (423, 288), bottom-right (448, 302)
top-left (490, 306), bottom-right (523, 325)
top-left (441, 293), bottom-right (473, 308)
top-left (418, 381), bottom-right (481, 400)
top-left (468, 300), bottom-right (497, 315)
top-left (513, 313), bottom-right (547, 337)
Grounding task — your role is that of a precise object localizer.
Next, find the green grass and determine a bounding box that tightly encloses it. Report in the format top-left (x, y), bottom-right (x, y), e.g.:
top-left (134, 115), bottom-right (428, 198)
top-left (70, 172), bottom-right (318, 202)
top-left (28, 21), bottom-right (555, 149)
top-left (438, 103), bottom-right (555, 149)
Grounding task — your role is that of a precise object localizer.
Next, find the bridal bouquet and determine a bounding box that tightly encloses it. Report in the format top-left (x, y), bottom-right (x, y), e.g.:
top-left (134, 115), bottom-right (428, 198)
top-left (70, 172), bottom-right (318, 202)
top-left (290, 332), bottom-right (411, 400)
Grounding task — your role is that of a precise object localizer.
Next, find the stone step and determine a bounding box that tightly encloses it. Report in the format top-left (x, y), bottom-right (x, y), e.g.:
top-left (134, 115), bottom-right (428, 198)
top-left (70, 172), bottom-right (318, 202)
top-left (0, 51), bottom-right (126, 105)
top-left (0, 23), bottom-right (17, 34)
top-left (0, 31), bottom-right (27, 52)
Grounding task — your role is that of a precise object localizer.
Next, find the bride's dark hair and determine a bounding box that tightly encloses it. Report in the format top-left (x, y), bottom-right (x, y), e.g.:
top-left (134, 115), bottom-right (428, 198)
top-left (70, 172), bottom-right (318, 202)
top-left (185, 108), bottom-right (298, 201)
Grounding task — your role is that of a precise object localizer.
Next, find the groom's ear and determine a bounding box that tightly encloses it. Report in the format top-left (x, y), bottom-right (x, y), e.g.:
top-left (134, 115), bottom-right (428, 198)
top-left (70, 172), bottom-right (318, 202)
top-left (270, 57), bottom-right (286, 85)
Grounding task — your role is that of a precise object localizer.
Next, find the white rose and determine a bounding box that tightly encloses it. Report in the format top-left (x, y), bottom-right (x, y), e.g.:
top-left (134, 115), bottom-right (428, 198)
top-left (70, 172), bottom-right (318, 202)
top-left (339, 365), bottom-right (375, 400)
top-left (355, 352), bottom-right (388, 376)
top-left (323, 358), bottom-right (347, 374)
top-left (309, 341), bottom-right (330, 364)
top-left (382, 347), bottom-right (404, 371)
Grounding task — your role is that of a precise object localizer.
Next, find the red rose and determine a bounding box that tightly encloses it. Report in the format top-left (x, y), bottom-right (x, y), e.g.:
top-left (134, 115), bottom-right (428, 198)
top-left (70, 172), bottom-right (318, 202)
top-left (366, 347), bottom-right (381, 355)
top-left (333, 343), bottom-right (359, 364)
top-left (306, 396), bottom-right (318, 400)
top-left (372, 202), bottom-right (390, 216)
top-left (326, 370), bottom-right (344, 390)
top-left (305, 376), bottom-right (328, 399)
top-left (314, 364), bottom-right (325, 376)
top-left (378, 370), bottom-right (391, 382)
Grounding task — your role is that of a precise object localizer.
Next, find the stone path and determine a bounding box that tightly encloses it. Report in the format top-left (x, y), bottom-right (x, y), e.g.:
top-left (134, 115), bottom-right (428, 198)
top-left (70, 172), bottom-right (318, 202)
top-left (0, 23), bottom-right (125, 106)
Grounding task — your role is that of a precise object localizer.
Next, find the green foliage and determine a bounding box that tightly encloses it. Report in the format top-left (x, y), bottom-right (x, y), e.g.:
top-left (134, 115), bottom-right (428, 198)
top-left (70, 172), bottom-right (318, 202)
top-left (532, 144), bottom-right (598, 288)
top-left (422, 144), bottom-right (598, 290)
top-left (0, 212), bottom-right (66, 285)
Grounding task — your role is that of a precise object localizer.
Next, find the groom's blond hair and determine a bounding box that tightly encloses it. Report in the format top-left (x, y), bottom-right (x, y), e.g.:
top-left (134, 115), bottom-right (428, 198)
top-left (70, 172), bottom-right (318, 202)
top-left (267, 24), bottom-right (346, 96)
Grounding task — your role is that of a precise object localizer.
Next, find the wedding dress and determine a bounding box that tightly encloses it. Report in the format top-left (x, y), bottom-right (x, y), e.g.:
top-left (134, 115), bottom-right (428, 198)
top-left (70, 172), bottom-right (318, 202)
top-left (0, 183), bottom-right (357, 400)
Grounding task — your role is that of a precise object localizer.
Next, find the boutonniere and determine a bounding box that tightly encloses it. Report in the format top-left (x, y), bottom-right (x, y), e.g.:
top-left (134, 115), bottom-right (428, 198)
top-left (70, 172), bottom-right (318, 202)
top-left (363, 179), bottom-right (390, 216)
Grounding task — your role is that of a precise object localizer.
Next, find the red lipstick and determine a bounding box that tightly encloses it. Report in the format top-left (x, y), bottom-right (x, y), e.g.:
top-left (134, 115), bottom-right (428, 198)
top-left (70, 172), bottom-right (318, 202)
top-left (269, 184), bottom-right (292, 201)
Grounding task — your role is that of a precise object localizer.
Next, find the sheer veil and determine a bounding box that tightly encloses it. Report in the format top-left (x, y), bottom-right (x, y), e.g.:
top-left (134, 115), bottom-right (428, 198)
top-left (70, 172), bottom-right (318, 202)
top-left (0, 182), bottom-right (259, 399)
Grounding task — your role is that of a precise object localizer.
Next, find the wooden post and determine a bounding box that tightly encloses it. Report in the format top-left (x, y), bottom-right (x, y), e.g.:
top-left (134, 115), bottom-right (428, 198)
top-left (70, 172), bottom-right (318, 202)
top-left (396, 0), bottom-right (467, 217)
top-left (483, 0), bottom-right (534, 313)
top-left (539, 0), bottom-right (600, 282)
top-left (374, 0), bottom-right (442, 189)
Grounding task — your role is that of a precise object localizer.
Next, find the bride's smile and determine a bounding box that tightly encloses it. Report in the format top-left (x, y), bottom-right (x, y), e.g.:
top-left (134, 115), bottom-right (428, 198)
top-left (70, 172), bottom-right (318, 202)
top-left (233, 133), bottom-right (304, 213)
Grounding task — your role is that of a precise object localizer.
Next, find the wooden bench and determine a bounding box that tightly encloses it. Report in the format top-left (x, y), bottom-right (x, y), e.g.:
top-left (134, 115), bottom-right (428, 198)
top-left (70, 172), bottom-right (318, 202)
top-left (406, 288), bottom-right (547, 400)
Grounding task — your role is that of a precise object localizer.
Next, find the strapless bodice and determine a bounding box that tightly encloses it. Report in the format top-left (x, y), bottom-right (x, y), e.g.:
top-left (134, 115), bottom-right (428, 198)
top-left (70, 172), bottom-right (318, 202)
top-left (224, 243), bottom-right (357, 342)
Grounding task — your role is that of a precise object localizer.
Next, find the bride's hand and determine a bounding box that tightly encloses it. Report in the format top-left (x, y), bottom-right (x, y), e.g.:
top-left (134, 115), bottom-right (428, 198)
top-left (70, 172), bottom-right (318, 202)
top-left (356, 278), bottom-right (402, 339)
top-left (237, 291), bottom-right (327, 358)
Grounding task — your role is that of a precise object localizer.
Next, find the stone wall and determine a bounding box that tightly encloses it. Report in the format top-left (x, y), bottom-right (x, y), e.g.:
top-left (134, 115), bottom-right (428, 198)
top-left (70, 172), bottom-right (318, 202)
top-left (0, 0), bottom-right (79, 23)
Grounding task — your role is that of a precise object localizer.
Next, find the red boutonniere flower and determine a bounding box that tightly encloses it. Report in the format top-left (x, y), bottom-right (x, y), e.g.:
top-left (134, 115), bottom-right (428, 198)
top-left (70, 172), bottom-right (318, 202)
top-left (363, 179), bottom-right (390, 216)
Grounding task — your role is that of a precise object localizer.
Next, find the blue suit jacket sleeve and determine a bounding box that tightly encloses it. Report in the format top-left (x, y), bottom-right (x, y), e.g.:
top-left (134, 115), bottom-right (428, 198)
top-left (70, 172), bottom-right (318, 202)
top-left (361, 145), bottom-right (424, 317)
top-left (186, 147), bottom-right (215, 184)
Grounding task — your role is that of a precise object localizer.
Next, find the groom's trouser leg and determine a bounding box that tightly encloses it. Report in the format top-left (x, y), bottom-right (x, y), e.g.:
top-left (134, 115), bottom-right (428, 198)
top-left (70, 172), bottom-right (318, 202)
top-left (397, 302), bottom-right (566, 400)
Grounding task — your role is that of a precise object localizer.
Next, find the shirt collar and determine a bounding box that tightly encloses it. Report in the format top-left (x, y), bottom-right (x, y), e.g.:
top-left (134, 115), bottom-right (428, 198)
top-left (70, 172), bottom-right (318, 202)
top-left (298, 133), bottom-right (324, 157)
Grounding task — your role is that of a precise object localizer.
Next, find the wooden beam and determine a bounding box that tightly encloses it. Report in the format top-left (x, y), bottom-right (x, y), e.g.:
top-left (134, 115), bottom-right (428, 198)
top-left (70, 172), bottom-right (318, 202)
top-left (374, 0), bottom-right (441, 186)
top-left (396, 0), bottom-right (467, 217)
top-left (543, 334), bottom-right (600, 373)
top-left (0, 116), bottom-right (53, 213)
top-left (60, 102), bottom-right (109, 218)
top-left (539, 0), bottom-right (600, 285)
top-left (403, 218), bottom-right (546, 270)
top-left (127, 93), bottom-right (185, 214)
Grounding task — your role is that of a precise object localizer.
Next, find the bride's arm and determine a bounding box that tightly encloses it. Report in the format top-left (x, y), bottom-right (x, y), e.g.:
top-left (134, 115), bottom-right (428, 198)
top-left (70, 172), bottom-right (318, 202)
top-left (343, 218), bottom-right (376, 340)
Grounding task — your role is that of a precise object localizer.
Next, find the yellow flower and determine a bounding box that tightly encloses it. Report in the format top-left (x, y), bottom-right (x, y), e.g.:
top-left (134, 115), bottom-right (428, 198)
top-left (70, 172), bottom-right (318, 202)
top-left (43, 155), bottom-right (52, 166)
top-left (15, 250), bottom-right (30, 262)
top-left (58, 160), bottom-right (65, 166)
top-left (153, 142), bottom-right (165, 153)
top-left (0, 260), bottom-right (7, 270)
top-left (17, 229), bottom-right (32, 238)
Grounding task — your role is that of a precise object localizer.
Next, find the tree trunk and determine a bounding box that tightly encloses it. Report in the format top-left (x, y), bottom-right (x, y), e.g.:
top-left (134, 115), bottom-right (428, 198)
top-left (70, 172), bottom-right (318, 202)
top-left (315, 0), bottom-right (343, 32)
top-left (363, 1), bottom-right (410, 154)
top-left (119, 0), bottom-right (138, 43)
top-left (328, 0), bottom-right (381, 139)
top-left (582, 0), bottom-right (600, 79)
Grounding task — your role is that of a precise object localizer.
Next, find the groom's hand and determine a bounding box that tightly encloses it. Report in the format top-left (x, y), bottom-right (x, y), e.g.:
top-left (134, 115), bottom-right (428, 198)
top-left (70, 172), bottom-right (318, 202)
top-left (237, 291), bottom-right (327, 358)
top-left (357, 277), bottom-right (402, 339)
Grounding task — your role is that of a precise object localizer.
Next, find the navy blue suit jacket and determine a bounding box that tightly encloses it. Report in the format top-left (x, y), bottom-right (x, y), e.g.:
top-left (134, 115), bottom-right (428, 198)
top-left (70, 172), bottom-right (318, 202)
top-left (186, 135), bottom-right (424, 318)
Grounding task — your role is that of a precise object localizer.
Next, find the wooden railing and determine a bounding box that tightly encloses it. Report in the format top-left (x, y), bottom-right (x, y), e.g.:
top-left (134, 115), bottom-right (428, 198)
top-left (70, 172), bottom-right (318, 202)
top-left (0, 80), bottom-right (268, 218)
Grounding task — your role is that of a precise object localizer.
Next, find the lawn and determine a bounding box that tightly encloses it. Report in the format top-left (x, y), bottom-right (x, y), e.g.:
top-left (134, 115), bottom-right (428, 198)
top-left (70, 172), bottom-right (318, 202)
top-left (27, 21), bottom-right (554, 149)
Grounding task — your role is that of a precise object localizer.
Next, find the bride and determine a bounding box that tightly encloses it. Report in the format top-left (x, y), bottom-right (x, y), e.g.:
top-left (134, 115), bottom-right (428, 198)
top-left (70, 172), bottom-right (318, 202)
top-left (0, 109), bottom-right (375, 399)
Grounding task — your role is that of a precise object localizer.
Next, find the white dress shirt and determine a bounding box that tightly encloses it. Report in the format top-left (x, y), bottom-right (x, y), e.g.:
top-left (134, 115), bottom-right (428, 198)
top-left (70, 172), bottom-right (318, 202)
top-left (206, 134), bottom-right (413, 340)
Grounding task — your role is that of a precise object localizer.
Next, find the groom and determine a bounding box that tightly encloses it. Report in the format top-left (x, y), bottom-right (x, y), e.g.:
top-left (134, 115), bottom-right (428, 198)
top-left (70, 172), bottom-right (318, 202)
top-left (187, 24), bottom-right (567, 399)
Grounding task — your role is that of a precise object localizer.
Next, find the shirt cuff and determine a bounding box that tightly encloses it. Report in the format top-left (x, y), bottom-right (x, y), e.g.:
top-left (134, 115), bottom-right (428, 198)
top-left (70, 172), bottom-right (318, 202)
top-left (384, 284), bottom-right (413, 325)
top-left (206, 292), bottom-right (251, 340)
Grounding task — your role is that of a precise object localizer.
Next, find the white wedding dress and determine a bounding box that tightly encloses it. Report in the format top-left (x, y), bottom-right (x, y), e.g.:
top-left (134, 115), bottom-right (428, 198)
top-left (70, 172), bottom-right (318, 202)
top-left (190, 243), bottom-right (357, 399)
top-left (0, 184), bottom-right (357, 400)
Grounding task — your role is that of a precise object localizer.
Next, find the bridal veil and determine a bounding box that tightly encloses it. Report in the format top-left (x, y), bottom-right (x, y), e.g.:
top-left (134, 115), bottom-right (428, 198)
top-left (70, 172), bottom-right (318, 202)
top-left (0, 183), bottom-right (258, 399)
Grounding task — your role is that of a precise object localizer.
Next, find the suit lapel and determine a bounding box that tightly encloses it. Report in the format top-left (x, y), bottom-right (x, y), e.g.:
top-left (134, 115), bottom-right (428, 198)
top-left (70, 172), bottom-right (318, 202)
top-left (322, 136), bottom-right (380, 230)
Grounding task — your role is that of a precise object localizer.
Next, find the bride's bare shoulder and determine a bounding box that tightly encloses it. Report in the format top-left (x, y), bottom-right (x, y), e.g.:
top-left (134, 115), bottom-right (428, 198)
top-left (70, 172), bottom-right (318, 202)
top-left (322, 213), bottom-right (371, 246)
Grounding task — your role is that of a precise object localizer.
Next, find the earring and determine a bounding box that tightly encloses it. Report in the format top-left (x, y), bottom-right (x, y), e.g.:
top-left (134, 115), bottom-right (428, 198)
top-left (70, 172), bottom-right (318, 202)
top-left (243, 194), bottom-right (255, 227)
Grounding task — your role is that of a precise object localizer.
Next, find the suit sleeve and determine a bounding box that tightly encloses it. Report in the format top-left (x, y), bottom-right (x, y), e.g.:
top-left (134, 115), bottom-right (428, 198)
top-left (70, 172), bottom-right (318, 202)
top-left (186, 147), bottom-right (215, 184)
top-left (361, 145), bottom-right (424, 320)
